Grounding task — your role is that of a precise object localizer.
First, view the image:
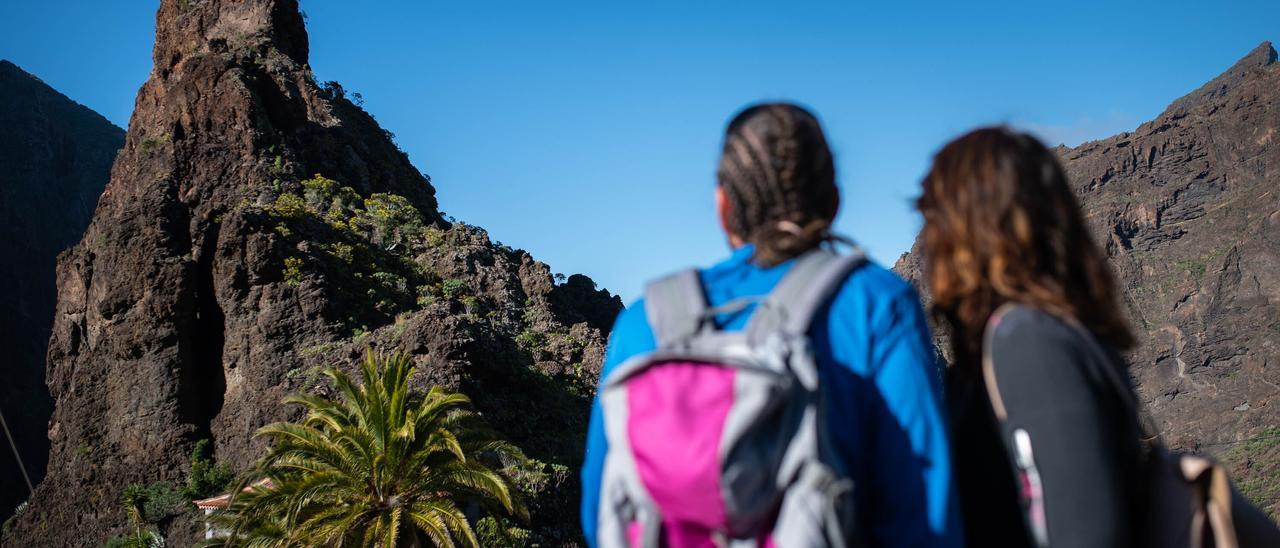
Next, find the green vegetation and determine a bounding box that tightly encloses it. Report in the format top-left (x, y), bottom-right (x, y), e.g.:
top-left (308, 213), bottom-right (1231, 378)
top-left (441, 279), bottom-right (468, 299)
top-left (105, 528), bottom-right (163, 547)
top-left (424, 228), bottom-right (445, 247)
top-left (1176, 258), bottom-right (1207, 280)
top-left (327, 242), bottom-right (355, 264)
top-left (514, 329), bottom-right (546, 353)
top-left (267, 193), bottom-right (308, 220)
top-left (106, 482), bottom-right (184, 547)
top-left (204, 352), bottom-right (527, 547)
top-left (137, 133), bottom-right (171, 155)
top-left (101, 440), bottom-right (234, 546)
top-left (521, 299), bottom-right (550, 326)
top-left (300, 341), bottom-right (341, 358)
top-left (1175, 247), bottom-right (1234, 284)
top-left (237, 172), bottom-right (596, 539)
top-left (181, 439), bottom-right (234, 500)
top-left (475, 516), bottom-right (531, 547)
top-left (133, 482), bottom-right (188, 525)
top-left (1, 502), bottom-right (25, 536)
top-left (264, 174), bottom-right (453, 333)
top-left (282, 257), bottom-right (303, 287)
top-left (1226, 426), bottom-right (1280, 517)
top-left (362, 193), bottom-right (426, 250)
top-left (270, 154), bottom-right (286, 178)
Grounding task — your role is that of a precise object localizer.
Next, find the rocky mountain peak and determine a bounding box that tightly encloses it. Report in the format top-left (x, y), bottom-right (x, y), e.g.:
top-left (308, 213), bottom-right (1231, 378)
top-left (4, 1), bottom-right (618, 545)
top-left (152, 0), bottom-right (308, 75)
top-left (1165, 41), bottom-right (1277, 114)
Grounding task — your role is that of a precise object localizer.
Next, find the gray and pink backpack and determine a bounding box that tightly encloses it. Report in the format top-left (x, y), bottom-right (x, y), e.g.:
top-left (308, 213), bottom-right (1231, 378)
top-left (596, 248), bottom-right (868, 548)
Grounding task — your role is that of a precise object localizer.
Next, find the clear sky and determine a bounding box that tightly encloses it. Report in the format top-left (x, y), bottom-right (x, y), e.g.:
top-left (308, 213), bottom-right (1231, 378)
top-left (2, 1), bottom-right (1276, 302)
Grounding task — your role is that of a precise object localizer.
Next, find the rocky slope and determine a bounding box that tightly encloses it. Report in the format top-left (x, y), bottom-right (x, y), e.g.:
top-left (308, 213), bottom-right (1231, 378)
top-left (3, 1), bottom-right (619, 546)
top-left (0, 60), bottom-right (124, 524)
top-left (895, 42), bottom-right (1280, 514)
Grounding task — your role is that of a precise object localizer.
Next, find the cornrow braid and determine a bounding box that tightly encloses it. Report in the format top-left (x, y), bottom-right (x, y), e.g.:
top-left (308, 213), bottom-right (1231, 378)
top-left (726, 132), bottom-right (773, 230)
top-left (767, 106), bottom-right (802, 220)
top-left (716, 103), bottom-right (841, 266)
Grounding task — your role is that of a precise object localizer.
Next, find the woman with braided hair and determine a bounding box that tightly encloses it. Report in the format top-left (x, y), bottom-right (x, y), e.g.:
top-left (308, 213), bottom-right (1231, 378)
top-left (580, 103), bottom-right (961, 547)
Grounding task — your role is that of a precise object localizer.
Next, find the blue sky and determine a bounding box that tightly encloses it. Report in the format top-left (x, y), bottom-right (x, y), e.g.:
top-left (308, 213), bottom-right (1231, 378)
top-left (2, 1), bottom-right (1276, 301)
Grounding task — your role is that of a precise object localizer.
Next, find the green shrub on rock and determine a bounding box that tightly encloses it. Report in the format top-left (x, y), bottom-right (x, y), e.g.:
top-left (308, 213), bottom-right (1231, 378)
top-left (267, 193), bottom-right (308, 220)
top-left (282, 257), bottom-right (304, 287)
top-left (359, 193), bottom-right (425, 250)
top-left (441, 278), bottom-right (468, 299)
top-left (181, 439), bottom-right (233, 500)
top-left (515, 329), bottom-right (546, 353)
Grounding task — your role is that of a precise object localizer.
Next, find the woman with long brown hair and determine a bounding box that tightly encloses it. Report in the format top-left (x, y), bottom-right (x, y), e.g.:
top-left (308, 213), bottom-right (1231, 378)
top-left (916, 127), bottom-right (1142, 548)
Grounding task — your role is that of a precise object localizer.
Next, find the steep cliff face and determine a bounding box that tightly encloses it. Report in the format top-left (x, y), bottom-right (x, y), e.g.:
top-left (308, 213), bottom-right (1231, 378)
top-left (4, 1), bottom-right (619, 546)
top-left (895, 42), bottom-right (1280, 514)
top-left (0, 60), bottom-right (124, 522)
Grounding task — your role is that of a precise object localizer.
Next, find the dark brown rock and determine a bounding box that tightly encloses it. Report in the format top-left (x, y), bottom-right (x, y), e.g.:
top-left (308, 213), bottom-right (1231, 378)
top-left (0, 60), bottom-right (123, 524)
top-left (3, 1), bottom-right (619, 546)
top-left (895, 42), bottom-right (1280, 515)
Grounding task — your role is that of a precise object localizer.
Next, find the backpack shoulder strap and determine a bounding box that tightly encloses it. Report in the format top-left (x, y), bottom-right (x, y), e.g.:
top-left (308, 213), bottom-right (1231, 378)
top-left (982, 303), bottom-right (1153, 443)
top-left (745, 247), bottom-right (868, 341)
top-left (643, 268), bottom-right (709, 348)
top-left (980, 303), bottom-right (1019, 421)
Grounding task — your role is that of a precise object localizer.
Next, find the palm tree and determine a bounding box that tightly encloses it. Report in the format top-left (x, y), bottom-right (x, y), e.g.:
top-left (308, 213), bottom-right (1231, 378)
top-left (106, 484), bottom-right (165, 548)
top-left (206, 351), bottom-right (527, 547)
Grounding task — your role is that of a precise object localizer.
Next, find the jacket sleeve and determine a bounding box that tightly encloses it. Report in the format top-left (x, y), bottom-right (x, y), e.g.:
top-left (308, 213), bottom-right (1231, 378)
top-left (989, 311), bottom-right (1133, 548)
top-left (860, 286), bottom-right (963, 548)
top-left (581, 300), bottom-right (655, 548)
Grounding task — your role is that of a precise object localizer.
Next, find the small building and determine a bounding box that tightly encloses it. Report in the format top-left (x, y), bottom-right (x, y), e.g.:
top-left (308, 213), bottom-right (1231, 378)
top-left (192, 479), bottom-right (273, 541)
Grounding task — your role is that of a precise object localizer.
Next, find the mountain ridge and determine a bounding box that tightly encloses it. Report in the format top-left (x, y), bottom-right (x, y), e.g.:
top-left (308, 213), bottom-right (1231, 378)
top-left (895, 41), bottom-right (1280, 515)
top-left (0, 58), bottom-right (124, 525)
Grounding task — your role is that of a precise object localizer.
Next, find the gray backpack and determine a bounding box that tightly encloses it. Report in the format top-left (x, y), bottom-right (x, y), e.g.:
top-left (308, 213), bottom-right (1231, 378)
top-left (595, 248), bottom-right (867, 548)
top-left (981, 303), bottom-right (1280, 548)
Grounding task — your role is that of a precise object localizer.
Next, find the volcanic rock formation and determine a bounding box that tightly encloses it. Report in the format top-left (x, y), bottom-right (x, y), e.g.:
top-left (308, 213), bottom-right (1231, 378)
top-left (3, 1), bottom-right (619, 545)
top-left (895, 42), bottom-right (1280, 515)
top-left (0, 60), bottom-right (124, 524)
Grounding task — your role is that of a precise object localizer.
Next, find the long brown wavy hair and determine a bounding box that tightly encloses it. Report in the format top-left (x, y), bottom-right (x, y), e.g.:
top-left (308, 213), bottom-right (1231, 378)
top-left (917, 127), bottom-right (1134, 370)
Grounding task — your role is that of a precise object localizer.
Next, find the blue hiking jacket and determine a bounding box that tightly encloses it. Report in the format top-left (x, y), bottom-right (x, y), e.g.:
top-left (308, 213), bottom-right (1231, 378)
top-left (580, 245), bottom-right (963, 547)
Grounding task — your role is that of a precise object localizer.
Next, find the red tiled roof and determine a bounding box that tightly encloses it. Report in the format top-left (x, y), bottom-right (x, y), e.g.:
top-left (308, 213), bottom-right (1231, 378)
top-left (193, 479), bottom-right (273, 510)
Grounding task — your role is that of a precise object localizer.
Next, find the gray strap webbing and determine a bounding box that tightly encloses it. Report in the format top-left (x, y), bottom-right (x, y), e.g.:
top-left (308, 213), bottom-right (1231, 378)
top-left (643, 268), bottom-right (709, 348)
top-left (745, 247), bottom-right (867, 340)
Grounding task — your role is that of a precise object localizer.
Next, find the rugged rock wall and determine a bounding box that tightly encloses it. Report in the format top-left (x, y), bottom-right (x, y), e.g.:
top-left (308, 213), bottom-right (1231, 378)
top-left (895, 42), bottom-right (1280, 514)
top-left (0, 60), bottom-right (123, 522)
top-left (4, 1), bottom-right (619, 546)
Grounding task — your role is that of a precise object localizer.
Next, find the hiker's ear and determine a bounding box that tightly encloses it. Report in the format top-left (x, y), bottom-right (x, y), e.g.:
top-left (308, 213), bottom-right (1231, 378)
top-left (716, 185), bottom-right (744, 248)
